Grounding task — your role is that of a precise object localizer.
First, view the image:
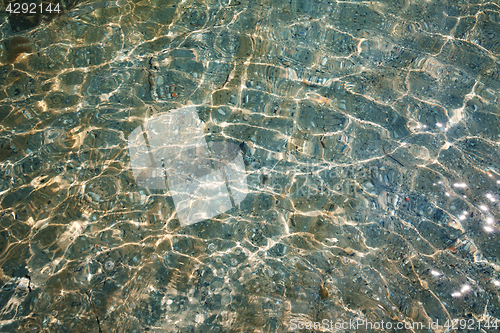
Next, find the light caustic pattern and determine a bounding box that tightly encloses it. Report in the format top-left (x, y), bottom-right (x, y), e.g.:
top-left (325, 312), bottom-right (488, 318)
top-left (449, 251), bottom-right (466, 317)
top-left (0, 0), bottom-right (499, 332)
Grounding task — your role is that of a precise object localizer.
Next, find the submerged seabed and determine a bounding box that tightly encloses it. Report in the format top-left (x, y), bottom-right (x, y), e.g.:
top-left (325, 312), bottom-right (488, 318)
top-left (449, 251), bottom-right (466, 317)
top-left (1, 0), bottom-right (500, 332)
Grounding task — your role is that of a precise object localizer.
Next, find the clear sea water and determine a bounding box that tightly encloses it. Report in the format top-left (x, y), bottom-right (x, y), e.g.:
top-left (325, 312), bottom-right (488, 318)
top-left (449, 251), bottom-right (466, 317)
top-left (0, 0), bottom-right (499, 332)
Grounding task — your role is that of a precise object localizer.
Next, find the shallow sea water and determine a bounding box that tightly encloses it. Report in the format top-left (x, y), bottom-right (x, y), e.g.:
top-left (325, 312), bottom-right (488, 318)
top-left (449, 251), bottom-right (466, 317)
top-left (1, 0), bottom-right (500, 332)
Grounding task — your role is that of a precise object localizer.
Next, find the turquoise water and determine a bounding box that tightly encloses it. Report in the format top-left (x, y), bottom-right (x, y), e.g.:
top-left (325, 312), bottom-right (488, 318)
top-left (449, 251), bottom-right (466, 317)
top-left (0, 0), bottom-right (500, 332)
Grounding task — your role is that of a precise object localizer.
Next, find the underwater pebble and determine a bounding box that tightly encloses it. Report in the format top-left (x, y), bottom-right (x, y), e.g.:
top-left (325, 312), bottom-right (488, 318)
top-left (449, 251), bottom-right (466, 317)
top-left (17, 277), bottom-right (30, 290)
top-left (104, 259), bottom-right (115, 271)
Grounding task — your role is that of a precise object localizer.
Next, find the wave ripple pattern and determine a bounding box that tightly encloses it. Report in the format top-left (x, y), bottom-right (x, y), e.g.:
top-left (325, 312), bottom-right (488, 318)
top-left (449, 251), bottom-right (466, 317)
top-left (0, 0), bottom-right (499, 332)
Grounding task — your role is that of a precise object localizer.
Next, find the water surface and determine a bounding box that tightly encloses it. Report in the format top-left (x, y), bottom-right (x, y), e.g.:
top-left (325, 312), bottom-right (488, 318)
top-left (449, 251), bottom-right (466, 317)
top-left (0, 0), bottom-right (499, 332)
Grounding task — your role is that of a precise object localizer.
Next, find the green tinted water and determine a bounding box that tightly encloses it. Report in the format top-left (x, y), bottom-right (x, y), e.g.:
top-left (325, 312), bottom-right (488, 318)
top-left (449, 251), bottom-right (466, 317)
top-left (1, 0), bottom-right (499, 332)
